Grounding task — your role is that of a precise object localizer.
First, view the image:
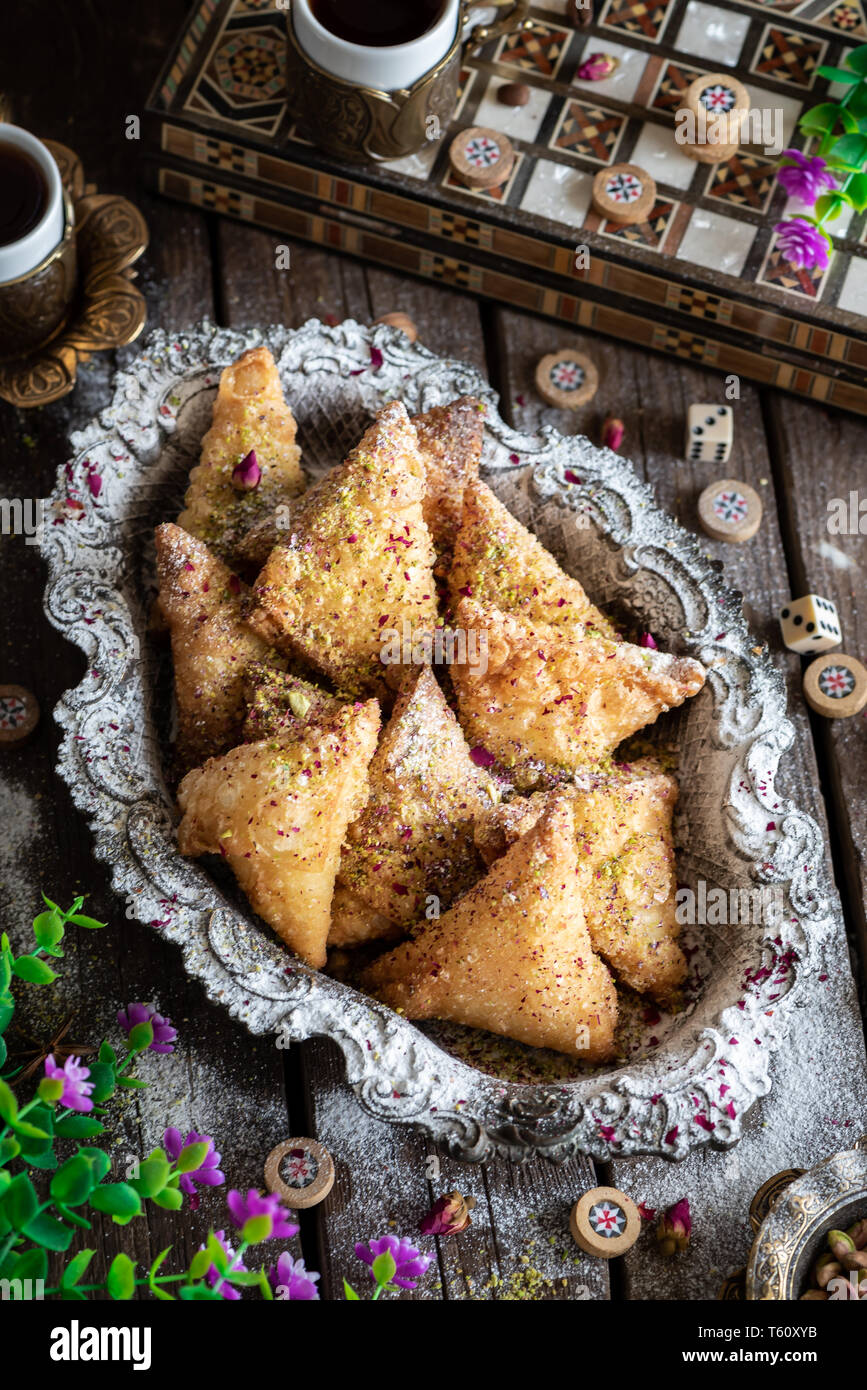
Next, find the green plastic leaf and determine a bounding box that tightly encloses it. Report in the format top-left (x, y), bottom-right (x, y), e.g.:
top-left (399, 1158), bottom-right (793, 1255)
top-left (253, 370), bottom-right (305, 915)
top-left (844, 42), bottom-right (867, 75)
top-left (2, 1172), bottom-right (38, 1229)
top-left (37, 1077), bottom-right (64, 1105)
top-left (13, 1245), bottom-right (48, 1283)
top-left (22, 1210), bottom-right (72, 1252)
top-left (179, 1284), bottom-right (223, 1299)
top-left (241, 1214), bottom-right (271, 1245)
top-left (54, 1203), bottom-right (91, 1229)
top-left (176, 1141), bottom-right (210, 1175)
top-left (224, 1269), bottom-right (261, 1287)
top-left (0, 1077), bottom-right (19, 1124)
top-left (61, 1248), bottom-right (95, 1288)
top-left (343, 1278), bottom-right (360, 1300)
top-left (89, 1182), bottom-right (142, 1222)
top-left (79, 1147), bottom-right (112, 1183)
top-left (127, 1021), bottom-right (154, 1052)
top-left (206, 1232), bottom-right (229, 1273)
top-left (150, 1186), bottom-right (183, 1211)
top-left (188, 1249), bottom-right (212, 1280)
top-left (116, 1076), bottom-right (148, 1089)
top-left (371, 1250), bottom-right (397, 1287)
top-left (829, 132), bottom-right (867, 165)
top-left (0, 995), bottom-right (15, 1035)
top-left (844, 170), bottom-right (867, 211)
top-left (107, 1251), bottom-right (136, 1300)
top-left (98, 1040), bottom-right (117, 1065)
top-left (33, 911), bottom-right (65, 955)
top-left (67, 913), bottom-right (107, 930)
top-left (798, 102), bottom-right (853, 135)
top-left (54, 1115), bottom-right (104, 1139)
top-left (9, 1118), bottom-right (49, 1140)
top-left (51, 1154), bottom-right (96, 1207)
top-left (26, 1149), bottom-right (58, 1172)
top-left (0, 1136), bottom-right (21, 1165)
top-left (130, 1156), bottom-right (170, 1199)
top-left (84, 1061), bottom-right (116, 1105)
top-left (817, 65), bottom-right (861, 84)
top-left (814, 191), bottom-right (848, 221)
top-left (12, 954), bottom-right (57, 985)
top-left (0, 948), bottom-right (11, 994)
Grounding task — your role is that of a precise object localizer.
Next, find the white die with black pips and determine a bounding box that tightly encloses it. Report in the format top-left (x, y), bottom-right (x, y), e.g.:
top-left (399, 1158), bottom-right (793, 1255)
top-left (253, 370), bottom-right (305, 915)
top-left (778, 594), bottom-right (842, 654)
top-left (685, 403), bottom-right (733, 462)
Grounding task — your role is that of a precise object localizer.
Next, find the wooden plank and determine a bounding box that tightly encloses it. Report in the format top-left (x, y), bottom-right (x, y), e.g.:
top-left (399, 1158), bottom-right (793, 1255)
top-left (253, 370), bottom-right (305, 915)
top-left (493, 308), bottom-right (867, 1299)
top-left (763, 391), bottom-right (867, 994)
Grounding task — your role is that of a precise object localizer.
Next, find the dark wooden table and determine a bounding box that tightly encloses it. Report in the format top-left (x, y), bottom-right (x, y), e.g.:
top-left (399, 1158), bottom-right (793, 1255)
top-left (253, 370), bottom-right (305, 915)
top-left (2, 0), bottom-right (865, 1302)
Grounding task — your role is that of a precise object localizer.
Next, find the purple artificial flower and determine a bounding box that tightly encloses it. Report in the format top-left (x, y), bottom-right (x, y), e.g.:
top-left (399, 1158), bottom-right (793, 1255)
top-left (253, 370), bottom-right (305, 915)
top-left (226, 1189), bottom-right (299, 1242)
top-left (44, 1054), bottom-right (94, 1113)
top-left (270, 1252), bottom-right (321, 1301)
top-left (773, 217), bottom-right (830, 272)
top-left (200, 1230), bottom-right (248, 1301)
top-left (354, 1234), bottom-right (433, 1291)
top-left (777, 149), bottom-right (837, 206)
top-left (163, 1127), bottom-right (225, 1208)
top-left (117, 1002), bottom-right (177, 1054)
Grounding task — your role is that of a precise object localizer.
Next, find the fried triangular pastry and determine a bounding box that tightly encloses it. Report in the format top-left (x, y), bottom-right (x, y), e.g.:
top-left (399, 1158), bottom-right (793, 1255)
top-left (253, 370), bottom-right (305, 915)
top-left (362, 799), bottom-right (618, 1061)
top-left (246, 401), bottom-right (438, 698)
top-left (177, 699), bottom-right (380, 968)
top-left (242, 662), bottom-right (342, 742)
top-left (474, 758), bottom-right (686, 1004)
top-left (155, 523), bottom-right (284, 772)
top-left (329, 666), bottom-right (494, 947)
top-left (451, 598), bottom-right (705, 788)
top-left (414, 396), bottom-right (484, 554)
top-left (236, 395), bottom-right (484, 572)
top-left (449, 478), bottom-right (618, 639)
top-left (178, 347), bottom-right (304, 564)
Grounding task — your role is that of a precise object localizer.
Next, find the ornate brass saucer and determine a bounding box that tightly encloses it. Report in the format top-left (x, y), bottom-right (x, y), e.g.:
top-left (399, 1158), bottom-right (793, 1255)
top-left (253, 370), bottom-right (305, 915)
top-left (0, 141), bottom-right (148, 408)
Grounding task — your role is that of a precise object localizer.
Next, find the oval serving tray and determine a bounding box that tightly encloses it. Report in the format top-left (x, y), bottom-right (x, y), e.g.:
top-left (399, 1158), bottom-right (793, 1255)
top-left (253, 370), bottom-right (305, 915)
top-left (41, 318), bottom-right (840, 1163)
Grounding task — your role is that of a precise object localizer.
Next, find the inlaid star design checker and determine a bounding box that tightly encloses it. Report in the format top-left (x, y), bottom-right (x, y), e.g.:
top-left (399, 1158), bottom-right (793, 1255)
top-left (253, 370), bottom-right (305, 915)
top-left (606, 170), bottom-right (642, 203)
top-left (700, 83), bottom-right (737, 111)
top-left (589, 1200), bottom-right (627, 1235)
top-left (0, 695), bottom-right (27, 729)
top-left (712, 489), bottom-right (748, 523)
top-left (283, 1146), bottom-right (318, 1187)
top-left (551, 360), bottom-right (586, 390)
top-left (466, 135), bottom-right (502, 168)
top-left (818, 664), bottom-right (856, 698)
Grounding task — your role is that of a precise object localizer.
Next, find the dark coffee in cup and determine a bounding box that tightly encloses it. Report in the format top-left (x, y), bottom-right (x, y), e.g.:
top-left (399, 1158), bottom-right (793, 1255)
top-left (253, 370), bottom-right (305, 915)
top-left (310, 0), bottom-right (445, 46)
top-left (0, 144), bottom-right (48, 248)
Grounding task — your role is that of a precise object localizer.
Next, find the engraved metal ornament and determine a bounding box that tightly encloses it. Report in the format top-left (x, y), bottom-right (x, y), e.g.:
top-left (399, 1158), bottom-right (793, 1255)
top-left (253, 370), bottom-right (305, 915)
top-left (42, 318), bottom-right (841, 1163)
top-left (746, 1146), bottom-right (867, 1299)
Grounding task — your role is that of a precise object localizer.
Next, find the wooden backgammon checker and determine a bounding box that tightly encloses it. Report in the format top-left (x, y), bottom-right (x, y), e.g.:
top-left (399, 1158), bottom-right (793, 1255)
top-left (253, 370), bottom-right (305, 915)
top-left (144, 0), bottom-right (867, 415)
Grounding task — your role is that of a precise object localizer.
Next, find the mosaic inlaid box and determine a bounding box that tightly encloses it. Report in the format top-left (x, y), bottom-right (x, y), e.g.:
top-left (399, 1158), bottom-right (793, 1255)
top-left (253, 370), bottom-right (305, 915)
top-left (144, 0), bottom-right (867, 414)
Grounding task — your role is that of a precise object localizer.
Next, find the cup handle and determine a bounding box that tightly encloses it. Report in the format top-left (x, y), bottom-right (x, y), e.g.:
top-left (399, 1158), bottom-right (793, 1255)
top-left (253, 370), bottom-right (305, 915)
top-left (462, 0), bottom-right (532, 49)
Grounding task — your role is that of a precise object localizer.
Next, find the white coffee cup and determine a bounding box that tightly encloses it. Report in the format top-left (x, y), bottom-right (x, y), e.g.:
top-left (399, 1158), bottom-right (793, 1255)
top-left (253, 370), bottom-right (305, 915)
top-left (293, 0), bottom-right (461, 91)
top-left (0, 125), bottom-right (66, 286)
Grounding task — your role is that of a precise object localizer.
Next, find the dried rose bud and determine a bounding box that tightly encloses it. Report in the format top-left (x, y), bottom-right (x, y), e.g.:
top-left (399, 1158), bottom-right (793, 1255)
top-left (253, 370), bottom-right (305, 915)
top-left (419, 1190), bottom-right (477, 1237)
top-left (231, 449), bottom-right (262, 491)
top-left (656, 1197), bottom-right (691, 1256)
top-left (602, 416), bottom-right (625, 451)
top-left (576, 52), bottom-right (618, 81)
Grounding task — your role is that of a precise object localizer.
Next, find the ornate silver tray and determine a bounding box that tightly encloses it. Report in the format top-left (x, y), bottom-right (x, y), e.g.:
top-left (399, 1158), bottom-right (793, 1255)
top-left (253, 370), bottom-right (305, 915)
top-left (41, 319), bottom-right (840, 1163)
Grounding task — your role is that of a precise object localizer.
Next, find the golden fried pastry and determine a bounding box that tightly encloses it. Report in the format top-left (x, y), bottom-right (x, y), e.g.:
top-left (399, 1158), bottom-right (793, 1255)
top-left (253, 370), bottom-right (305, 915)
top-left (451, 598), bottom-right (705, 788)
top-left (414, 396), bottom-right (484, 554)
top-left (362, 799), bottom-right (618, 1061)
top-left (178, 347), bottom-right (304, 563)
top-left (246, 401), bottom-right (438, 698)
top-left (474, 758), bottom-right (686, 1004)
top-left (177, 699), bottom-right (380, 968)
top-left (329, 666), bottom-right (494, 948)
top-left (236, 396), bottom-right (484, 572)
top-left (155, 523), bottom-right (284, 772)
top-left (449, 478), bottom-right (618, 640)
top-left (242, 662), bottom-right (342, 742)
